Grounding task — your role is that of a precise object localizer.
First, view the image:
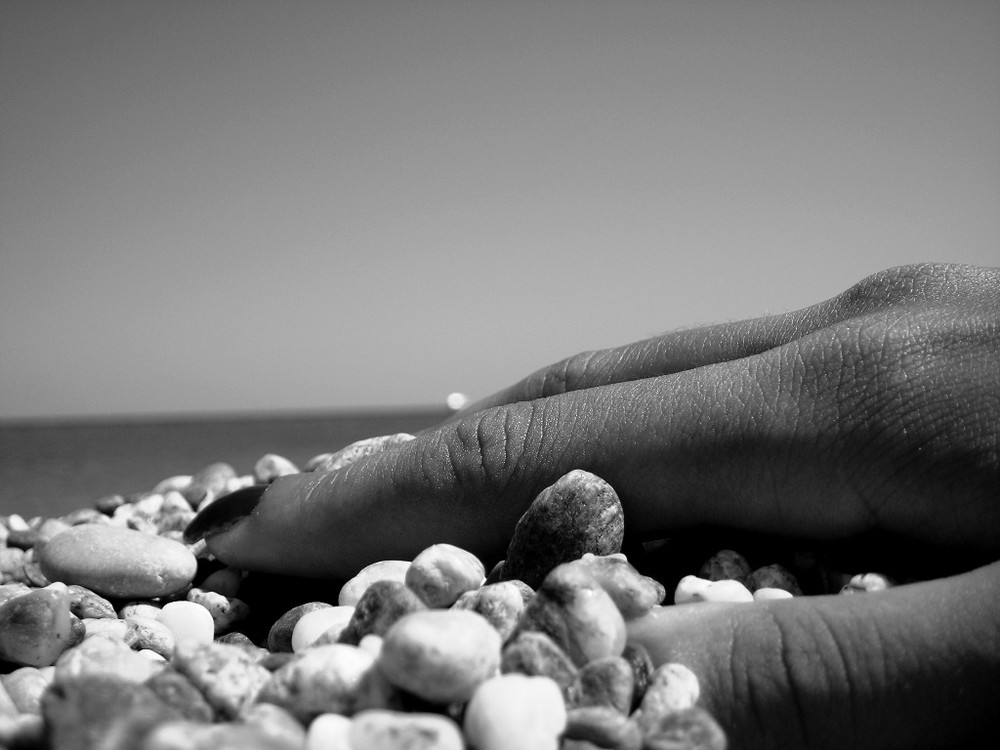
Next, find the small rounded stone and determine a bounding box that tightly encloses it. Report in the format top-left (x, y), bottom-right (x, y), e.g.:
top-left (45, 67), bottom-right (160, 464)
top-left (253, 454), bottom-right (300, 484)
top-left (643, 705), bottom-right (727, 750)
top-left (350, 709), bottom-right (464, 750)
top-left (698, 549), bottom-right (753, 585)
top-left (501, 470), bottom-right (625, 589)
top-left (464, 674), bottom-right (567, 750)
top-left (379, 609), bottom-right (501, 704)
top-left (0, 588), bottom-right (73, 668)
top-left (159, 600), bottom-right (216, 647)
top-left (267, 602), bottom-right (333, 653)
top-left (292, 605), bottom-right (355, 652)
top-left (500, 631), bottom-right (578, 699)
top-left (338, 560), bottom-right (411, 606)
top-left (746, 563), bottom-right (802, 596)
top-left (564, 705), bottom-right (642, 750)
top-left (571, 555), bottom-right (665, 619)
top-left (38, 525), bottom-right (197, 599)
top-left (636, 663), bottom-right (701, 733)
top-left (256, 643), bottom-right (376, 722)
top-left (406, 543), bottom-right (486, 608)
top-left (753, 587), bottom-right (794, 601)
top-left (513, 563), bottom-right (627, 667)
top-left (840, 572), bottom-right (894, 594)
top-left (306, 713), bottom-right (352, 750)
top-left (452, 581), bottom-right (526, 641)
top-left (336, 580), bottom-right (425, 646)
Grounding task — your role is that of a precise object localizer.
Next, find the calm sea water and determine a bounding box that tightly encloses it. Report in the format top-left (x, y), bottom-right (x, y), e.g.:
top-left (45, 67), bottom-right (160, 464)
top-left (0, 408), bottom-right (449, 518)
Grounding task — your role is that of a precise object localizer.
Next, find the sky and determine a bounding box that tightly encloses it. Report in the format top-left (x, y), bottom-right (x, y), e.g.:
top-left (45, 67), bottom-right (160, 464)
top-left (2, 0), bottom-right (998, 421)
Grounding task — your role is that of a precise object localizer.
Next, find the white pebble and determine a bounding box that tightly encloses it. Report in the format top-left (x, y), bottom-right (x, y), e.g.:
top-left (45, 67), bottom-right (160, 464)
top-left (675, 576), bottom-right (753, 604)
top-left (464, 674), bottom-right (567, 750)
top-left (159, 600), bottom-right (215, 647)
top-left (405, 544), bottom-right (485, 608)
top-left (292, 606), bottom-right (356, 652)
top-left (306, 713), bottom-right (353, 750)
top-left (350, 710), bottom-right (464, 750)
top-left (358, 634), bottom-right (383, 659)
top-left (338, 560), bottom-right (411, 606)
top-left (637, 662), bottom-right (701, 732)
top-left (753, 587), bottom-right (794, 601)
top-left (673, 575), bottom-right (713, 604)
top-left (254, 453), bottom-right (300, 484)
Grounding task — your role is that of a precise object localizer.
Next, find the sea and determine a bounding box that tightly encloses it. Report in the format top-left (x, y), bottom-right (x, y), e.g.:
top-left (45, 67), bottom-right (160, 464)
top-left (0, 408), bottom-right (450, 519)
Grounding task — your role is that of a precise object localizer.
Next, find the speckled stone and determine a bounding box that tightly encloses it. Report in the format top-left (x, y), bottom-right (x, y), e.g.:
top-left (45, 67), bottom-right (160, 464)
top-left (171, 641), bottom-right (271, 719)
top-left (642, 705), bottom-right (727, 750)
top-left (500, 470), bottom-right (625, 589)
top-left (405, 544), bottom-right (485, 608)
top-left (42, 675), bottom-right (182, 750)
top-left (698, 549), bottom-right (752, 586)
top-left (636, 663), bottom-right (701, 734)
top-left (350, 709), bottom-right (464, 750)
top-left (452, 581), bottom-right (526, 641)
top-left (620, 643), bottom-right (654, 713)
top-left (54, 635), bottom-right (164, 684)
top-left (267, 602), bottom-right (333, 653)
top-left (38, 525), bottom-right (197, 599)
top-left (336, 580), bottom-right (426, 646)
top-left (256, 643), bottom-right (375, 722)
top-left (571, 656), bottom-right (635, 714)
top-left (511, 563), bottom-right (626, 667)
top-left (144, 668), bottom-right (216, 723)
top-left (746, 563), bottom-right (802, 596)
top-left (570, 555), bottom-right (665, 619)
top-left (563, 706), bottom-right (642, 750)
top-left (500, 631), bottom-right (578, 700)
top-left (378, 610), bottom-right (501, 704)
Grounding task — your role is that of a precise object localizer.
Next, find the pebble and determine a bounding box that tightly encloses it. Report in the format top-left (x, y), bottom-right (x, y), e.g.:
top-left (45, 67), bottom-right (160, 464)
top-left (350, 709), bottom-right (464, 750)
top-left (620, 643), bottom-right (654, 712)
top-left (840, 572), bottom-right (894, 594)
top-left (120, 601), bottom-right (163, 620)
top-left (675, 576), bottom-right (754, 604)
top-left (140, 719), bottom-right (301, 750)
top-left (144, 668), bottom-right (216, 723)
top-left (124, 615), bottom-right (176, 659)
top-left (746, 563), bottom-right (802, 596)
top-left (42, 674), bottom-right (182, 750)
top-left (38, 525), bottom-right (197, 599)
top-left (171, 640), bottom-right (272, 719)
top-left (563, 705), bottom-right (642, 750)
top-left (571, 554), bottom-right (665, 619)
top-left (66, 584), bottom-right (117, 619)
top-left (754, 586), bottom-right (794, 601)
top-left (256, 642), bottom-right (376, 722)
top-left (267, 602), bottom-right (333, 652)
top-left (571, 655), bottom-right (635, 714)
top-left (406, 543), bottom-right (486, 607)
top-left (183, 462), bottom-right (238, 509)
top-left (291, 605), bottom-right (355, 652)
top-left (160, 600), bottom-right (216, 647)
top-left (253, 454), bottom-right (300, 484)
top-left (636, 663), bottom-right (701, 733)
top-left (152, 475), bottom-right (193, 495)
top-left (642, 705), bottom-right (727, 750)
top-left (464, 674), bottom-right (567, 750)
top-left (0, 587), bottom-right (73, 667)
top-left (309, 433), bottom-right (416, 473)
top-left (336, 580), bottom-right (426, 646)
top-left (305, 713), bottom-right (352, 750)
top-left (187, 587), bottom-right (251, 635)
top-left (501, 470), bottom-right (625, 589)
top-left (378, 609), bottom-right (502, 704)
top-left (54, 634), bottom-right (164, 684)
top-left (698, 549), bottom-right (752, 585)
top-left (338, 560), bottom-right (411, 606)
top-left (500, 631), bottom-right (579, 699)
top-left (2, 667), bottom-right (51, 714)
top-left (241, 702), bottom-right (308, 748)
top-left (82, 616), bottom-right (129, 642)
top-left (513, 562), bottom-right (627, 667)
top-left (452, 581), bottom-right (526, 641)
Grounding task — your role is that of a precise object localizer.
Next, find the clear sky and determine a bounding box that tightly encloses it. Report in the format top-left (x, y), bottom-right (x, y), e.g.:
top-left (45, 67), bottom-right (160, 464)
top-left (2, 0), bottom-right (998, 420)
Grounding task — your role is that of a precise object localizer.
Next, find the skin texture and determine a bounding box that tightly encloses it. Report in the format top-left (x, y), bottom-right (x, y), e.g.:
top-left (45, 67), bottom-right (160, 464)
top-left (206, 262), bottom-right (999, 748)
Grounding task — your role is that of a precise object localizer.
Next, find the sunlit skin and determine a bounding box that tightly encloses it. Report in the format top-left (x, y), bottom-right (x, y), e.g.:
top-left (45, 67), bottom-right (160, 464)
top-left (207, 263), bottom-right (999, 748)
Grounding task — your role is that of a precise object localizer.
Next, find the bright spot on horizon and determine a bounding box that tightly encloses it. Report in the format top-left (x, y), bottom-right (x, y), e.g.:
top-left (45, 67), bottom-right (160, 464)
top-left (446, 392), bottom-right (471, 411)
